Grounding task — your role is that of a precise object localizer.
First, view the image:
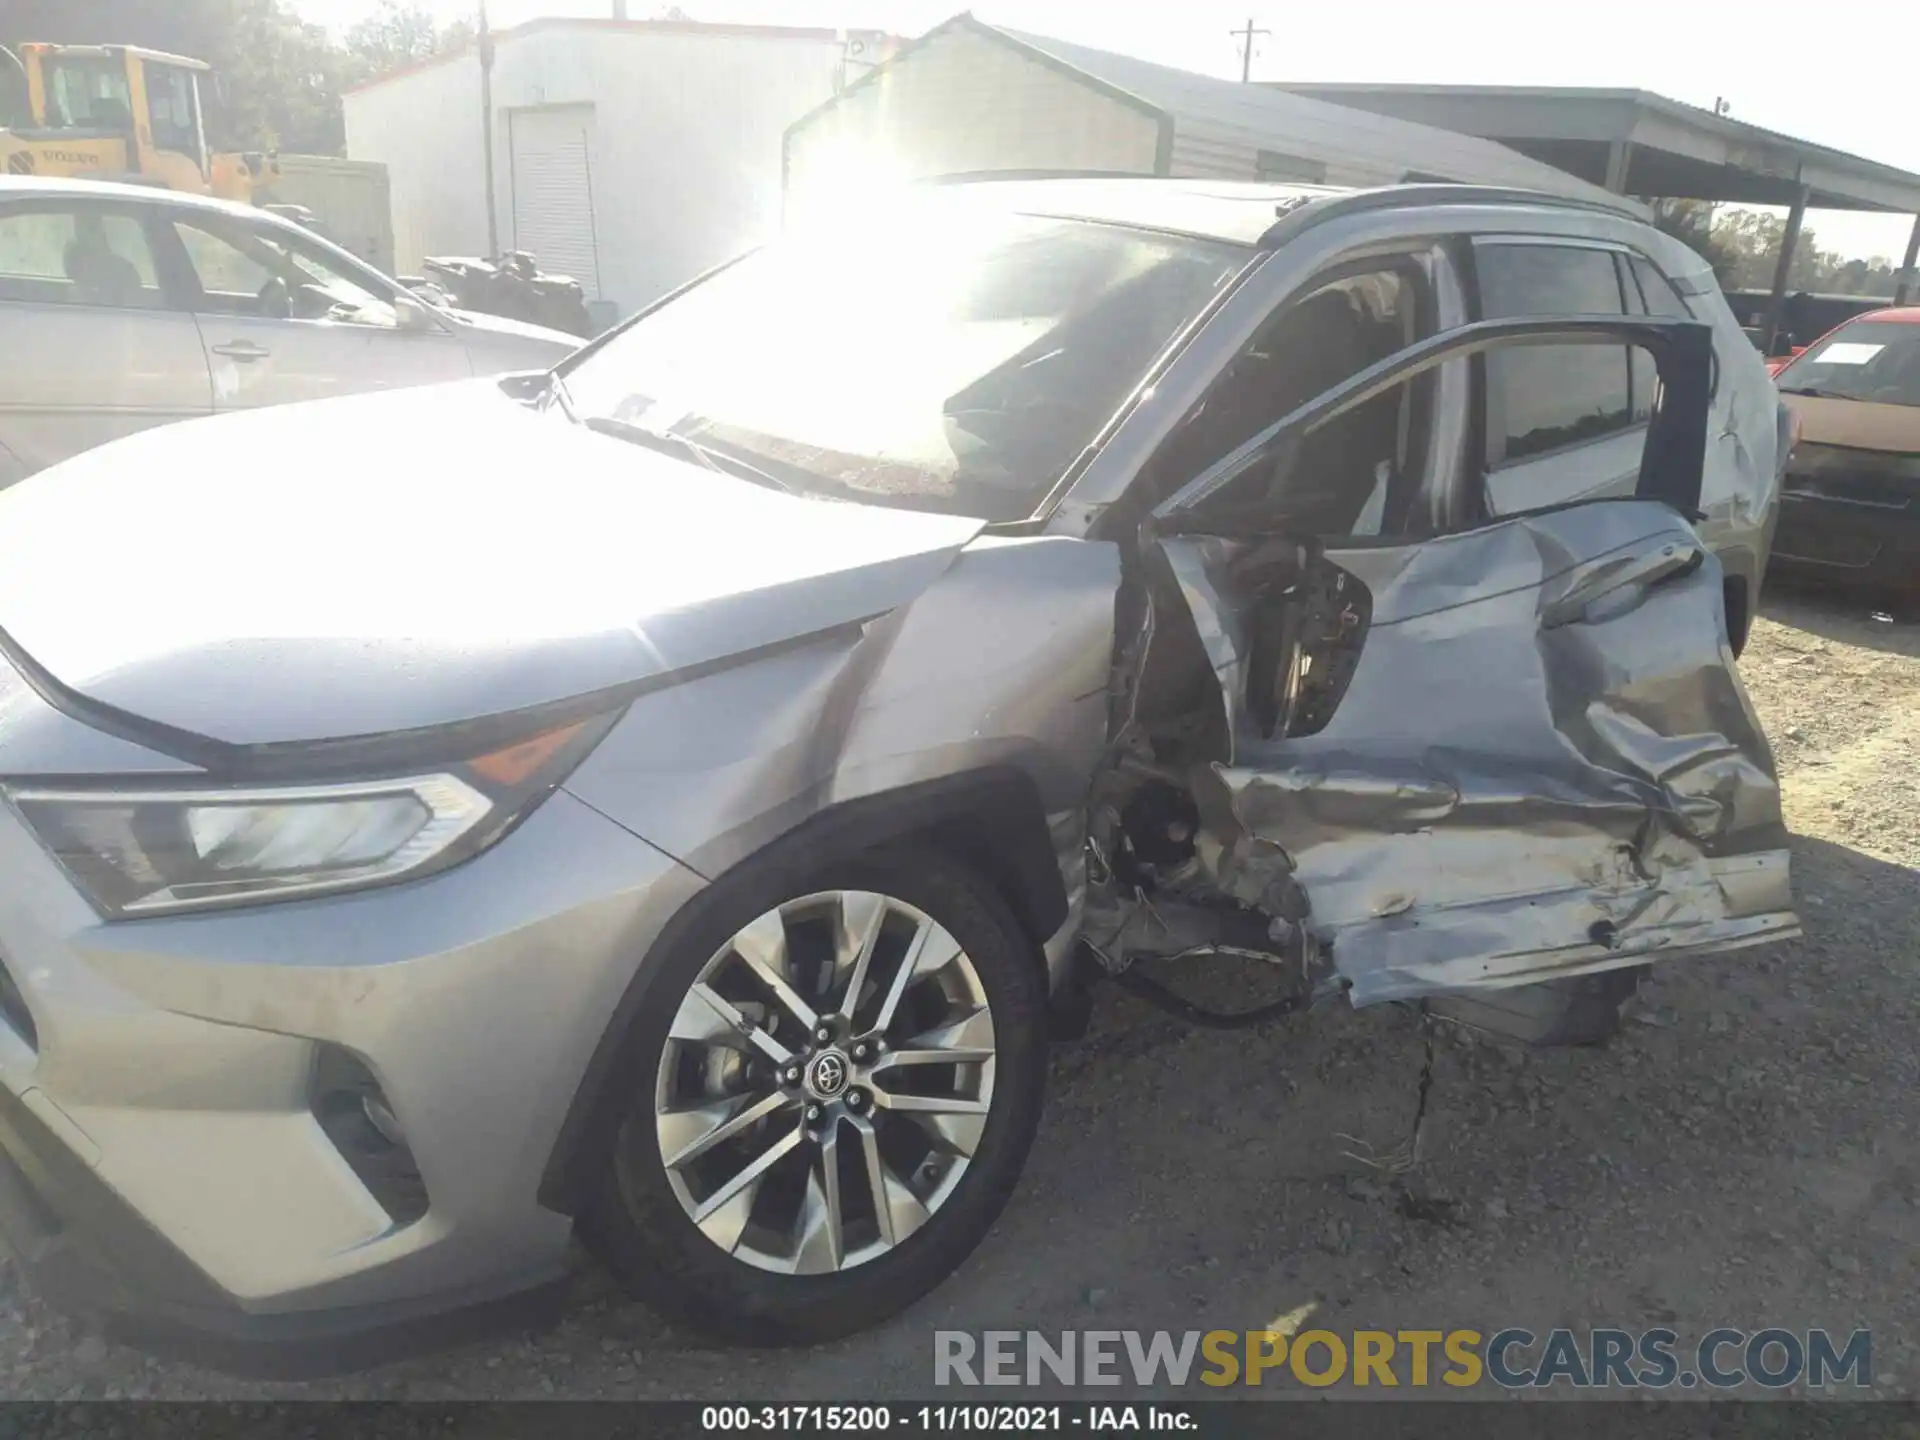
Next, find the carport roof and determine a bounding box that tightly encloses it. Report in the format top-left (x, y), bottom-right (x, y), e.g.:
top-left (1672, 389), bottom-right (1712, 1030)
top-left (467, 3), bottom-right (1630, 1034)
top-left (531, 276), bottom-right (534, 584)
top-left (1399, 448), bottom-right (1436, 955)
top-left (1272, 85), bottom-right (1920, 213)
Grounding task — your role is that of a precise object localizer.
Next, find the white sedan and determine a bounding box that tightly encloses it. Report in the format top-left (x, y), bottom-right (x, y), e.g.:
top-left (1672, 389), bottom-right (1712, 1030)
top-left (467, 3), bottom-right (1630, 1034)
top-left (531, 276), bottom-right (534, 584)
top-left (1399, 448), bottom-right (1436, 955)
top-left (0, 176), bottom-right (582, 485)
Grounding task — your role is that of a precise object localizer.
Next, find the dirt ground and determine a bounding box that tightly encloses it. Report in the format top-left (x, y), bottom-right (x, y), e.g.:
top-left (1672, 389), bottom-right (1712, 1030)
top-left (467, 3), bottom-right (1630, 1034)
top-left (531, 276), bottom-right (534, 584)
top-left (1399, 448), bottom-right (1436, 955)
top-left (3, 583), bottom-right (1917, 1404)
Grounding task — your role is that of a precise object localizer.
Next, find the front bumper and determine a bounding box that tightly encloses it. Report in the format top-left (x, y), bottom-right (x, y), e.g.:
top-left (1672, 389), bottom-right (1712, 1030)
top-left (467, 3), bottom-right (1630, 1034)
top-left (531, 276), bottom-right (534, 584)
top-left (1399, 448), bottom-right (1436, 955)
top-left (1770, 471), bottom-right (1920, 592)
top-left (0, 785), bottom-right (704, 1376)
top-left (0, 1080), bottom-right (567, 1377)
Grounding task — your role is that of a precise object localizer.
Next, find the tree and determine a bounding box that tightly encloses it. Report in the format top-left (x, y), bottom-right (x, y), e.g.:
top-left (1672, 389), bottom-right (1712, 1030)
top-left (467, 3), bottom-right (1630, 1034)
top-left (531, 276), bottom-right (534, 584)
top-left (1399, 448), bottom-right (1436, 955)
top-left (1646, 198), bottom-right (1738, 284)
top-left (212, 0), bottom-right (349, 153)
top-left (342, 2), bottom-right (473, 90)
top-left (1703, 207), bottom-right (1899, 297)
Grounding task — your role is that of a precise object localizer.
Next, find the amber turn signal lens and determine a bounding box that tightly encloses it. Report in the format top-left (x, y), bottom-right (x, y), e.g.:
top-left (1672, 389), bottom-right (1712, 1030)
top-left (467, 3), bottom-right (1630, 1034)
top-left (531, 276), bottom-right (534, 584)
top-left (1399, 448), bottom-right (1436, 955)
top-left (468, 719), bottom-right (592, 787)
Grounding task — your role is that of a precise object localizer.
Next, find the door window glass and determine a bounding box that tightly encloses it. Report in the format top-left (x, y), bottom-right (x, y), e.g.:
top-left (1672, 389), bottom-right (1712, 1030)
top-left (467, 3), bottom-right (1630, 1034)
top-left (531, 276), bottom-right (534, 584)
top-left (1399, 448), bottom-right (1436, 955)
top-left (1478, 243), bottom-right (1632, 462)
top-left (145, 64), bottom-right (202, 158)
top-left (1150, 265), bottom-right (1427, 536)
top-left (0, 208), bottom-right (162, 308)
top-left (171, 218), bottom-right (397, 327)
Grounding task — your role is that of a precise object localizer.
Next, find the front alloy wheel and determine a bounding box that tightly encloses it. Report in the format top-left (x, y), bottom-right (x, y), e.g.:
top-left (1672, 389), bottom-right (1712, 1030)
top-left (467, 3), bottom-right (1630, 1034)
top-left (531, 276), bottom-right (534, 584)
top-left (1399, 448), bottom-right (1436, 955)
top-left (583, 846), bottom-right (1047, 1343)
top-left (657, 890), bottom-right (996, 1274)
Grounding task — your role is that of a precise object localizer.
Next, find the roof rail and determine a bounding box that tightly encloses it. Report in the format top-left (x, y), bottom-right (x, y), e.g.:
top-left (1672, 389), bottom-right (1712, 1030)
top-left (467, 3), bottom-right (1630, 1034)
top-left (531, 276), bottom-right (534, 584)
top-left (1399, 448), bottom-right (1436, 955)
top-left (1260, 183), bottom-right (1647, 247)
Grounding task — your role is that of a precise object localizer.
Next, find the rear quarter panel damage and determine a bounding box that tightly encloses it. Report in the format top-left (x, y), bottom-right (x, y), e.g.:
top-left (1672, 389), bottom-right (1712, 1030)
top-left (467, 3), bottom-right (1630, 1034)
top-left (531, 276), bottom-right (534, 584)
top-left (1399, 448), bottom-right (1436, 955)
top-left (1154, 501), bottom-right (1799, 1005)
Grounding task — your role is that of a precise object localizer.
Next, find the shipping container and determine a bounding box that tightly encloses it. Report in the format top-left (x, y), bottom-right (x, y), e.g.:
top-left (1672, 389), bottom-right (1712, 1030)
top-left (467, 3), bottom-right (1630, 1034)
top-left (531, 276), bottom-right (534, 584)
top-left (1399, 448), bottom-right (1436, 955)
top-left (257, 154), bottom-right (395, 274)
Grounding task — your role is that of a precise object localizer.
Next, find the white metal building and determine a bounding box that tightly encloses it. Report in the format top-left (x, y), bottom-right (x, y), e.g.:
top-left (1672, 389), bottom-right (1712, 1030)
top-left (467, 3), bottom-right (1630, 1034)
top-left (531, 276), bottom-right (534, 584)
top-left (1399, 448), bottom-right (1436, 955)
top-left (785, 16), bottom-right (1633, 216)
top-left (343, 18), bottom-right (890, 319)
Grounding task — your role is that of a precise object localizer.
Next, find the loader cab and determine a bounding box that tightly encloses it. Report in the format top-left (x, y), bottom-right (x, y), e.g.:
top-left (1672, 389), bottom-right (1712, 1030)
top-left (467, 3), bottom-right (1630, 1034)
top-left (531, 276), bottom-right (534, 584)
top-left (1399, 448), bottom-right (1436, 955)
top-left (15, 43), bottom-right (211, 192)
top-left (0, 48), bottom-right (27, 130)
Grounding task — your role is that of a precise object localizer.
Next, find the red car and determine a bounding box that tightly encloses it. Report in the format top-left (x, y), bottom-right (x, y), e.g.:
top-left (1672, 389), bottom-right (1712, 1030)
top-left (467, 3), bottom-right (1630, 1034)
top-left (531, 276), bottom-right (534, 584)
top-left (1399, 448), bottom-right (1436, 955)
top-left (1771, 306), bottom-right (1920, 592)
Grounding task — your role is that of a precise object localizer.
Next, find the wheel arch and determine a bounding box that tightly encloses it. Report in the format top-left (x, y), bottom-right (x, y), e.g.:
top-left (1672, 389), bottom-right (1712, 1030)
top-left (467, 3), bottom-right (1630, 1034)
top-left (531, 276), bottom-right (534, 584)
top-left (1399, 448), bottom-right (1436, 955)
top-left (536, 765), bottom-right (1067, 1217)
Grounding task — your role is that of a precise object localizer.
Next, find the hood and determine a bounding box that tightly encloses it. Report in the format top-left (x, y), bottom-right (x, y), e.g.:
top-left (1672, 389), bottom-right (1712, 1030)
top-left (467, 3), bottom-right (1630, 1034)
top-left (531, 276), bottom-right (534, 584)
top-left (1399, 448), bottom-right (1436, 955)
top-left (445, 306), bottom-right (585, 351)
top-left (0, 381), bottom-right (984, 752)
top-left (1783, 392), bottom-right (1920, 453)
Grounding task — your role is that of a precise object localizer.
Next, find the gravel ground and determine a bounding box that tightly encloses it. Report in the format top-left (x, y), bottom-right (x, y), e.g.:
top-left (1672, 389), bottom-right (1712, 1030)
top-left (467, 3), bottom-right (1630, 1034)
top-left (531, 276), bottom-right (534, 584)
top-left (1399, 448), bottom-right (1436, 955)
top-left (2, 584), bottom-right (1917, 1405)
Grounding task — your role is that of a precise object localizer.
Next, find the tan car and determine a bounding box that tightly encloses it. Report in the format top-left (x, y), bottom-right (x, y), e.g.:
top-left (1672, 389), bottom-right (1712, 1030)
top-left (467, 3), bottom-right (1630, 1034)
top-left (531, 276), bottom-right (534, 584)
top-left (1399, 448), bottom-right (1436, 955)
top-left (1773, 306), bottom-right (1920, 595)
top-left (0, 177), bottom-right (581, 486)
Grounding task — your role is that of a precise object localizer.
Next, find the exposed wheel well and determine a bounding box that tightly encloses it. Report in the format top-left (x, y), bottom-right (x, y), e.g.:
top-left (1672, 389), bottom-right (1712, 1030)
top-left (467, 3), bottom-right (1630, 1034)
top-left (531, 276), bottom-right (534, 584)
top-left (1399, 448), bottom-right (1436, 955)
top-left (535, 766), bottom-right (1067, 1217)
top-left (1724, 574), bottom-right (1751, 657)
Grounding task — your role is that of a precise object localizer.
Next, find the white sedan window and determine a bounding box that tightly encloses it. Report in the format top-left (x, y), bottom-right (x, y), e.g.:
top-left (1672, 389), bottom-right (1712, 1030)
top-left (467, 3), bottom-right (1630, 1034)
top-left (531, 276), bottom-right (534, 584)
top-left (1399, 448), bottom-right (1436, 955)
top-left (0, 209), bottom-right (163, 309)
top-left (171, 218), bottom-right (397, 328)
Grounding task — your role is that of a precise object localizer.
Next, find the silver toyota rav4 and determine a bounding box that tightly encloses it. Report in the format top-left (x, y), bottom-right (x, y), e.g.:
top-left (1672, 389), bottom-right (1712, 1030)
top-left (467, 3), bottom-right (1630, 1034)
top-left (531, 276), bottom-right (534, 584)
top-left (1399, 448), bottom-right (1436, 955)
top-left (0, 179), bottom-right (1798, 1375)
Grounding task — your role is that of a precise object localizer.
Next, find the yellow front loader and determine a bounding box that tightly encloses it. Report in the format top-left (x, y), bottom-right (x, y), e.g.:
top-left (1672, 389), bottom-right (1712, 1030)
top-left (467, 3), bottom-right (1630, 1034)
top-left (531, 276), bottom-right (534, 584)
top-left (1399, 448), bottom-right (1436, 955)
top-left (0, 42), bottom-right (277, 201)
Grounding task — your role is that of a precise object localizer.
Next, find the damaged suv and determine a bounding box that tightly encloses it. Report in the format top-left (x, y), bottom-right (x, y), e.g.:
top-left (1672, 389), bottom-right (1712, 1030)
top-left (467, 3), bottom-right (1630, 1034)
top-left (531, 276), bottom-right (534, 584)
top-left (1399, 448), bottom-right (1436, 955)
top-left (0, 179), bottom-right (1797, 1374)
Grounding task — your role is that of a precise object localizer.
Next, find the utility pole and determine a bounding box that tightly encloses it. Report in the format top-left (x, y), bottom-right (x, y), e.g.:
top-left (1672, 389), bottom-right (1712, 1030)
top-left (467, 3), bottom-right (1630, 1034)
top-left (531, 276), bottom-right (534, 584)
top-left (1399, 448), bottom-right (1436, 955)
top-left (478, 0), bottom-right (499, 255)
top-left (1231, 17), bottom-right (1270, 83)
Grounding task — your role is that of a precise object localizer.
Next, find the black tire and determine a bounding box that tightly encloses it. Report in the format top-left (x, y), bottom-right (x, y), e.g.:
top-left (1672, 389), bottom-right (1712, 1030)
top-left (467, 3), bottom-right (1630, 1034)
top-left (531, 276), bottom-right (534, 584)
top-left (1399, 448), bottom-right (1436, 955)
top-left (579, 842), bottom-right (1048, 1345)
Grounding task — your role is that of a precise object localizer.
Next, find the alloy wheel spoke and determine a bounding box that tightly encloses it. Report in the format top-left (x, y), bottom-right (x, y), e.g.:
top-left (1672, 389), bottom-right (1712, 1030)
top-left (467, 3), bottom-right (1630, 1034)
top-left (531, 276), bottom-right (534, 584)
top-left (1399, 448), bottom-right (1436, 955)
top-left (681, 982), bottom-right (794, 1066)
top-left (691, 1125), bottom-right (803, 1250)
top-left (730, 911), bottom-right (820, 1032)
top-left (866, 1090), bottom-right (990, 1117)
top-left (871, 916), bottom-right (963, 1037)
top-left (832, 891), bottom-right (888, 1023)
top-left (873, 1048), bottom-right (996, 1070)
top-left (874, 1004), bottom-right (996, 1072)
top-left (659, 1090), bottom-right (791, 1171)
top-left (904, 1108), bottom-right (987, 1160)
top-left (791, 1126), bottom-right (848, 1274)
top-left (849, 1113), bottom-right (930, 1248)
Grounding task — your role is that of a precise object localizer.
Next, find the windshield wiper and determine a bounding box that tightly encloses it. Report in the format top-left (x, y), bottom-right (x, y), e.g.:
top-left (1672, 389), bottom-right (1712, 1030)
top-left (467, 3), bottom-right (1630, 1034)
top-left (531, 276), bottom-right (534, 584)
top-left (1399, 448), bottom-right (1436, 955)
top-left (1778, 385), bottom-right (1850, 400)
top-left (581, 416), bottom-right (797, 495)
top-left (513, 367), bottom-right (582, 420)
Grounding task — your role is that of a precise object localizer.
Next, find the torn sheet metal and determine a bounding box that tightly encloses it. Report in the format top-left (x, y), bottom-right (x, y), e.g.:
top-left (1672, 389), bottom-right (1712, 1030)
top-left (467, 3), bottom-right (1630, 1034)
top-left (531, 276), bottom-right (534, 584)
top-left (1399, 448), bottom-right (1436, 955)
top-left (1156, 499), bottom-right (1800, 1006)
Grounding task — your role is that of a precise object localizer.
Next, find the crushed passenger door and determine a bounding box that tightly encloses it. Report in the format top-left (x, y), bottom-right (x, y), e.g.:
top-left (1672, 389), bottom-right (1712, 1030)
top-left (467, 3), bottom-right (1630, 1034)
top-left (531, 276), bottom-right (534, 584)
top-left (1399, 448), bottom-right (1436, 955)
top-left (1144, 317), bottom-right (1800, 1003)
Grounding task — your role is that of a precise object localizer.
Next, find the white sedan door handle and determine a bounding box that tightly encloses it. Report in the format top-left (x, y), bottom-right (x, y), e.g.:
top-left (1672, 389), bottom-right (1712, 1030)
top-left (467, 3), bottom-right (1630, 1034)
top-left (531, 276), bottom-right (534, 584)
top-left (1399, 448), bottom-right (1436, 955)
top-left (210, 341), bottom-right (270, 362)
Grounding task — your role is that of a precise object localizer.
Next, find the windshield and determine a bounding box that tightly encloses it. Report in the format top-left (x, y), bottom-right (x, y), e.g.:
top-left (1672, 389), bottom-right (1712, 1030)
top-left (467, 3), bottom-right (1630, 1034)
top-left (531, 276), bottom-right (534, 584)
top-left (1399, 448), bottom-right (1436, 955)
top-left (1777, 319), bottom-right (1920, 409)
top-left (46, 56), bottom-right (133, 130)
top-left (563, 205), bottom-right (1248, 520)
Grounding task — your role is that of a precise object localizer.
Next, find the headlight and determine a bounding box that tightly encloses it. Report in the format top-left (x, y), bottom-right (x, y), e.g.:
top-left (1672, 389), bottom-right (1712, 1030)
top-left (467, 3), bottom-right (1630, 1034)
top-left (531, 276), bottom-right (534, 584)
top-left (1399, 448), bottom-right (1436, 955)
top-left (7, 713), bottom-right (615, 917)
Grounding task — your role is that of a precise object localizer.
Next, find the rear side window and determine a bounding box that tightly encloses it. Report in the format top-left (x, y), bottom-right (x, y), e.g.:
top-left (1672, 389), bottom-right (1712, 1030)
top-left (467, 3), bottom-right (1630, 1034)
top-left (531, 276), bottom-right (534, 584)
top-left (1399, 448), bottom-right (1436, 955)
top-left (1477, 243), bottom-right (1632, 463)
top-left (1623, 254), bottom-right (1710, 420)
top-left (0, 207), bottom-right (163, 309)
top-left (1629, 255), bottom-right (1693, 318)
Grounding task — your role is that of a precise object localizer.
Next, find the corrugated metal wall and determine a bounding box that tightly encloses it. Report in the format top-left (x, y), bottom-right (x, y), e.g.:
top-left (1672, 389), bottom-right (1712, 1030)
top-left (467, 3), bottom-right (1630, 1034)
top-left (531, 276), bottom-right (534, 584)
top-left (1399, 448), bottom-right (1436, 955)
top-left (1166, 128), bottom-right (1253, 181)
top-left (1169, 120), bottom-right (1403, 187)
top-left (343, 56), bottom-right (487, 277)
top-left (785, 25), bottom-right (1161, 216)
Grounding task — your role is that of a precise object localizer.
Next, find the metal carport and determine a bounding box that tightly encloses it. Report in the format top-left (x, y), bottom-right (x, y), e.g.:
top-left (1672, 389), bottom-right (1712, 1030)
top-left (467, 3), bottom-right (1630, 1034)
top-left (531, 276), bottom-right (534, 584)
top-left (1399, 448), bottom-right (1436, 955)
top-left (783, 17), bottom-right (1634, 220)
top-left (1274, 84), bottom-right (1920, 348)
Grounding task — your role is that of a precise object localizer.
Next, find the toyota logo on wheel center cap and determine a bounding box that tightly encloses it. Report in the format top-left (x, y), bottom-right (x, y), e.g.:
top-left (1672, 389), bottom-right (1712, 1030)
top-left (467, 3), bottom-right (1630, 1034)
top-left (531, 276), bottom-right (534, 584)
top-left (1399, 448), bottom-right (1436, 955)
top-left (805, 1049), bottom-right (851, 1100)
